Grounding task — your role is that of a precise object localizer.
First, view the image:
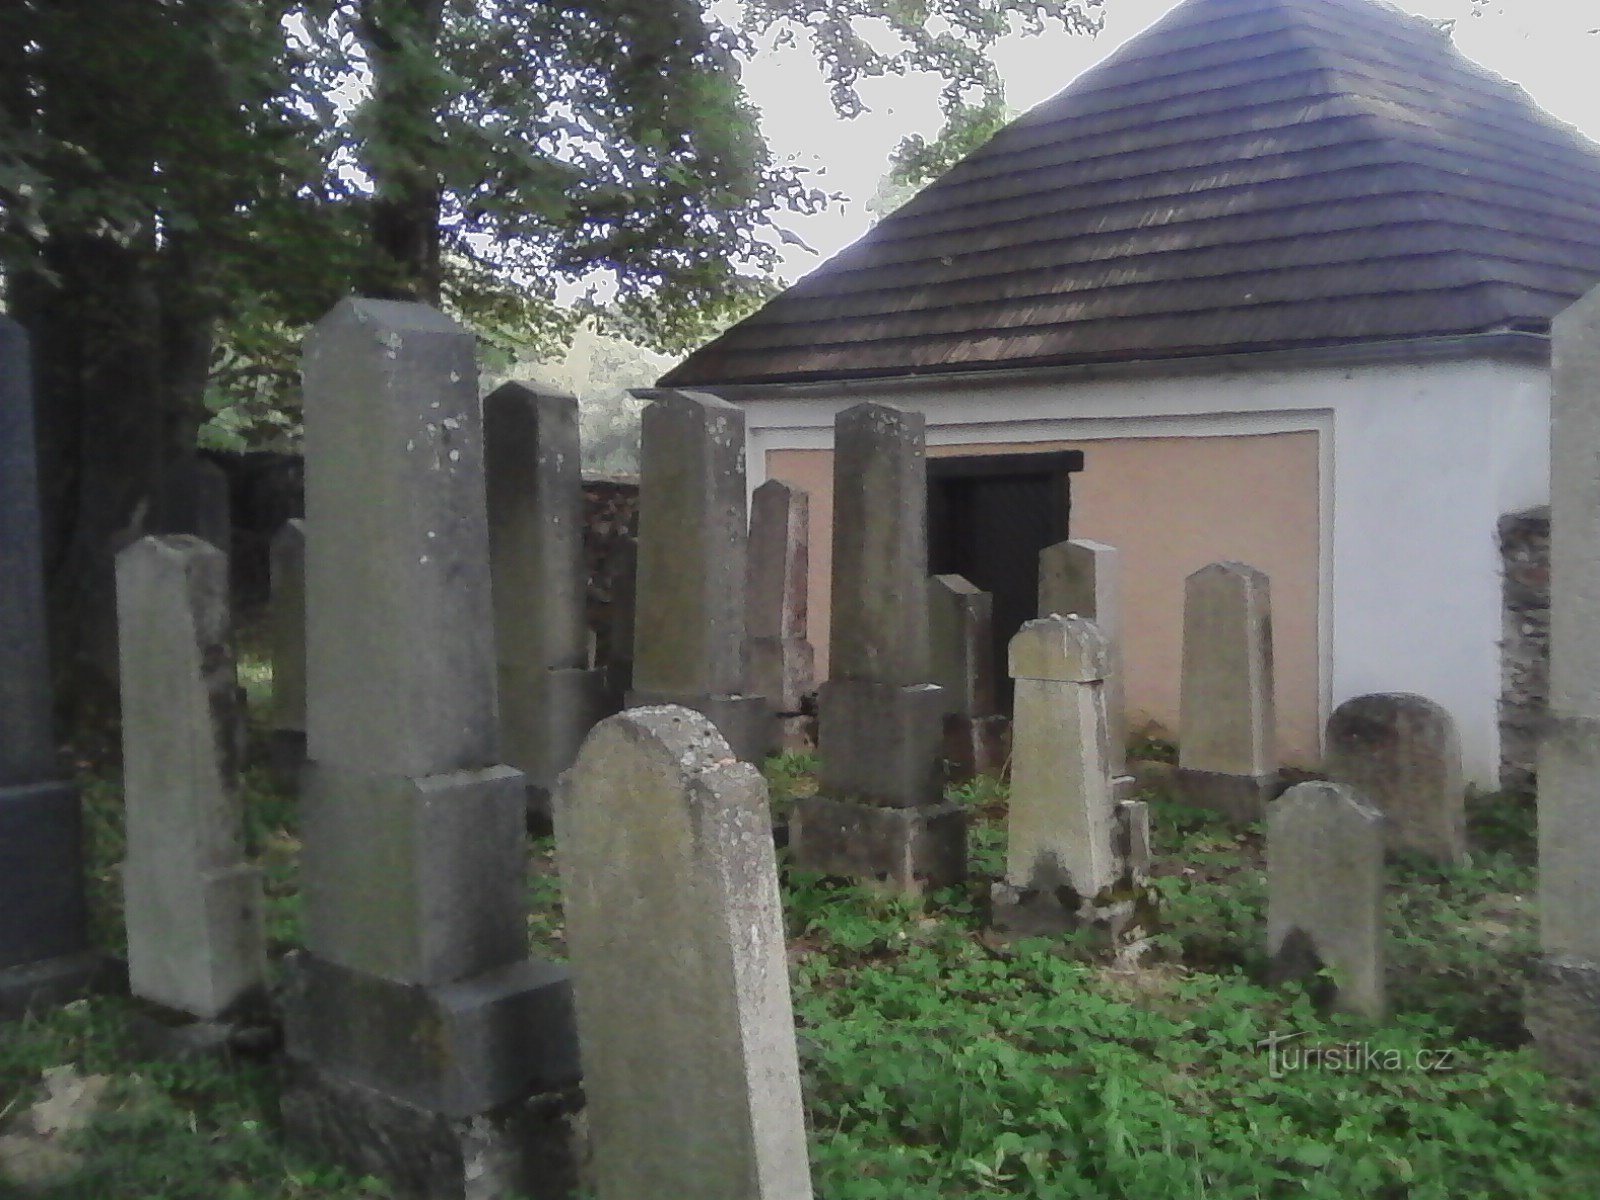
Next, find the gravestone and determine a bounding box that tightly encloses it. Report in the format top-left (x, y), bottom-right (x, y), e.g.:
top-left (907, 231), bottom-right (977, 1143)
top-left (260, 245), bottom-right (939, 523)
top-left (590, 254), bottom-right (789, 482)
top-left (280, 299), bottom-right (580, 1199)
top-left (748, 479), bottom-right (815, 748)
top-left (1529, 284), bottom-right (1600, 1075)
top-left (485, 383), bottom-right (608, 818)
top-left (268, 519), bottom-right (308, 782)
top-left (161, 455), bottom-right (233, 560)
top-left (928, 575), bottom-right (1007, 778)
top-left (629, 391), bottom-right (773, 762)
top-left (790, 403), bottom-right (965, 892)
top-left (117, 535), bottom-right (267, 1027)
top-left (604, 535), bottom-right (637, 711)
top-left (993, 615), bottom-right (1148, 937)
top-left (1176, 561), bottom-right (1279, 820)
top-left (1039, 539), bottom-right (1129, 781)
top-left (1267, 781), bottom-right (1386, 1019)
top-left (556, 706), bottom-right (813, 1200)
top-left (0, 318), bottom-right (103, 1019)
top-left (1325, 693), bottom-right (1466, 865)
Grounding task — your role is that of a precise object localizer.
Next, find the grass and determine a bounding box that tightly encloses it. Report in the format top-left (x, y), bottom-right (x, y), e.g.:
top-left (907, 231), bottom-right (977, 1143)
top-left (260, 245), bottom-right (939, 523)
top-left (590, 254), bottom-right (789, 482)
top-left (6, 667), bottom-right (1597, 1198)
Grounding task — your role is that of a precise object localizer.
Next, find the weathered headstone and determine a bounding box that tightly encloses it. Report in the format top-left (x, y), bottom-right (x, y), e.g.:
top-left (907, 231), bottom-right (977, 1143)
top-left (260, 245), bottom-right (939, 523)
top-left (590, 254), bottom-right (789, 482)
top-left (0, 318), bottom-right (103, 1019)
top-left (748, 479), bottom-right (816, 747)
top-left (629, 391), bottom-right (773, 762)
top-left (1176, 561), bottom-right (1279, 820)
top-left (117, 535), bottom-right (267, 1026)
top-left (485, 383), bottom-right (608, 818)
top-left (993, 615), bottom-right (1148, 937)
top-left (1267, 782), bottom-right (1386, 1019)
top-left (1325, 693), bottom-right (1466, 865)
top-left (790, 403), bottom-right (965, 891)
top-left (556, 706), bottom-right (813, 1200)
top-left (1530, 285), bottom-right (1600, 1075)
top-left (280, 299), bottom-right (579, 1199)
top-left (268, 519), bottom-right (308, 782)
top-left (928, 575), bottom-right (1007, 778)
top-left (1039, 539), bottom-right (1128, 781)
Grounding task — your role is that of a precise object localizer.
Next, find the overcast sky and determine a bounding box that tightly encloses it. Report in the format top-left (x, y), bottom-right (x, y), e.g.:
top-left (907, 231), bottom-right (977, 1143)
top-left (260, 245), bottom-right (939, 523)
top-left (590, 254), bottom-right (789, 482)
top-left (740, 0), bottom-right (1600, 281)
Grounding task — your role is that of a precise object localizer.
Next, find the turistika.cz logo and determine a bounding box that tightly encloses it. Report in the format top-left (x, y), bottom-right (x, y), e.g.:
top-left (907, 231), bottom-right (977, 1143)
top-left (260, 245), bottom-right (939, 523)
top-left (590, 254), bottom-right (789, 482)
top-left (1256, 1030), bottom-right (1458, 1078)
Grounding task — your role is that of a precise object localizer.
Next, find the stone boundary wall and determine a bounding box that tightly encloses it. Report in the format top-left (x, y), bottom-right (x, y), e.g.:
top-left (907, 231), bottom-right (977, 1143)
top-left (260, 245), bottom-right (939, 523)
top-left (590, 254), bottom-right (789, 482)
top-left (1499, 506), bottom-right (1549, 797)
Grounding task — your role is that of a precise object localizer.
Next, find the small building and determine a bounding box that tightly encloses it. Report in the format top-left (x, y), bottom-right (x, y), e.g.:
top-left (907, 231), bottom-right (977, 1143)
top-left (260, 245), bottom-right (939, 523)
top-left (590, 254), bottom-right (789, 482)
top-left (656, 0), bottom-right (1600, 785)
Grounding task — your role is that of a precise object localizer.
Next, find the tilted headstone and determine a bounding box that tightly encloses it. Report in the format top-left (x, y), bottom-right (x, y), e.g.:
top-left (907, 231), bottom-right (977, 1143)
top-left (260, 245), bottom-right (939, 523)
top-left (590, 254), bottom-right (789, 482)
top-left (790, 403), bottom-right (965, 892)
top-left (556, 706), bottom-right (813, 1200)
top-left (994, 615), bottom-right (1148, 936)
top-left (1325, 693), bottom-right (1466, 865)
top-left (0, 317), bottom-right (100, 1018)
top-left (747, 478), bottom-right (815, 716)
top-left (1176, 561), bottom-right (1279, 820)
top-left (1267, 782), bottom-right (1386, 1019)
top-left (928, 574), bottom-right (1007, 779)
top-left (485, 383), bottom-right (608, 817)
top-left (268, 519), bottom-right (307, 780)
top-left (117, 535), bottom-right (266, 1021)
top-left (1039, 539), bottom-right (1128, 779)
top-left (1530, 284), bottom-right (1600, 1074)
top-left (630, 391), bottom-right (772, 762)
top-left (281, 299), bottom-right (578, 1199)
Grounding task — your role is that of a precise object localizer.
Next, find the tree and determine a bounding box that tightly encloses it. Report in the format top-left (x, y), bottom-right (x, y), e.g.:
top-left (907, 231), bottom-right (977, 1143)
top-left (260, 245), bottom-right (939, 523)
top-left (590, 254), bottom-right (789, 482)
top-left (1, 0), bottom-right (1103, 700)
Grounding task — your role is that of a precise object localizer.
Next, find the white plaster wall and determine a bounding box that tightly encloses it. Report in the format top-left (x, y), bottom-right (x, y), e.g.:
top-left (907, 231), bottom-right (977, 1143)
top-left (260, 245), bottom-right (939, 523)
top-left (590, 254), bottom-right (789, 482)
top-left (706, 353), bottom-right (1551, 787)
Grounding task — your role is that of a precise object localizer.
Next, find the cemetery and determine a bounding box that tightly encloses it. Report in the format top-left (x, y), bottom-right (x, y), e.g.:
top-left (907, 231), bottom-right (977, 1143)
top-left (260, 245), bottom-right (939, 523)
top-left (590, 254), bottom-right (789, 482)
top-left (7, 1), bottom-right (1600, 1198)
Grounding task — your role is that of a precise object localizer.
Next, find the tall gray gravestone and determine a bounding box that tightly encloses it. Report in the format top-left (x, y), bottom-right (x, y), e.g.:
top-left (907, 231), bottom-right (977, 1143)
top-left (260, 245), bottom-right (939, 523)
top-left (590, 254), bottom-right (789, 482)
top-left (0, 318), bottom-right (102, 1019)
top-left (1530, 284), bottom-right (1600, 1075)
top-left (1325, 693), bottom-right (1466, 865)
top-left (1039, 539), bottom-right (1128, 781)
top-left (280, 299), bottom-right (579, 1199)
top-left (485, 383), bottom-right (608, 818)
top-left (1176, 561), bottom-right (1279, 820)
top-left (630, 391), bottom-right (773, 762)
top-left (748, 479), bottom-right (815, 735)
top-left (556, 707), bottom-right (813, 1200)
top-left (993, 615), bottom-right (1148, 937)
top-left (789, 403), bottom-right (965, 892)
top-left (117, 535), bottom-right (266, 1023)
top-left (928, 574), bottom-right (1007, 779)
top-left (1267, 781), bottom-right (1386, 1019)
top-left (268, 519), bottom-right (308, 781)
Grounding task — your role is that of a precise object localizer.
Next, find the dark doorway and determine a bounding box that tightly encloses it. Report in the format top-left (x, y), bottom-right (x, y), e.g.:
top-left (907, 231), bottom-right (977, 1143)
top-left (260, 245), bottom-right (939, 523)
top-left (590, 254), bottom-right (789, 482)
top-left (927, 452), bottom-right (1083, 712)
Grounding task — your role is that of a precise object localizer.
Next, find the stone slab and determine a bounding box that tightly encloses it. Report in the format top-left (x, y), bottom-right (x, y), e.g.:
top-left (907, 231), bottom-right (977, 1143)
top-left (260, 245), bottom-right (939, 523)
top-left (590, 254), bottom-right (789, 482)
top-left (817, 679), bottom-right (946, 807)
top-left (1037, 539), bottom-right (1126, 776)
top-left (942, 713), bottom-right (1010, 782)
top-left (1179, 561), bottom-right (1275, 778)
top-left (300, 765), bottom-right (528, 986)
top-left (125, 1006), bottom-right (278, 1064)
top-left (507, 666), bottom-right (610, 818)
top-left (0, 953), bottom-right (121, 1023)
top-left (1538, 716), bottom-right (1600, 963)
top-left (749, 636), bottom-right (815, 715)
top-left (282, 952), bottom-right (579, 1117)
top-left (1173, 767), bottom-right (1281, 823)
top-left (626, 689), bottom-right (776, 765)
top-left (928, 575), bottom-right (996, 718)
top-left (123, 861), bottom-right (268, 1021)
top-left (1527, 955), bottom-right (1600, 1081)
top-left (789, 795), bottom-right (967, 892)
top-left (280, 1064), bottom-right (581, 1200)
top-left (747, 478), bottom-right (810, 643)
top-left (0, 781), bottom-right (88, 971)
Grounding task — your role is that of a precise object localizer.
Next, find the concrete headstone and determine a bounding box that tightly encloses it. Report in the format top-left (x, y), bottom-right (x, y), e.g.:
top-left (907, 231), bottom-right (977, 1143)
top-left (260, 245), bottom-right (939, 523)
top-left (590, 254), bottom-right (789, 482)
top-left (747, 479), bottom-right (815, 715)
top-left (1267, 782), bottom-right (1385, 1019)
top-left (1039, 539), bottom-right (1127, 778)
top-left (556, 706), bottom-right (813, 1200)
top-left (1325, 693), bottom-right (1466, 865)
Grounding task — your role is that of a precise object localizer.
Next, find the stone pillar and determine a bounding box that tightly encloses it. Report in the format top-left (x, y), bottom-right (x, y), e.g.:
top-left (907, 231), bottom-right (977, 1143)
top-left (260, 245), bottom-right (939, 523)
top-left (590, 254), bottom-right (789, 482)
top-left (1267, 782), bottom-right (1386, 1019)
top-left (928, 575), bottom-right (1007, 778)
top-left (281, 299), bottom-right (579, 1199)
top-left (485, 383), bottom-right (608, 819)
top-left (993, 615), bottom-right (1148, 937)
top-left (748, 479), bottom-right (816, 748)
top-left (790, 403), bottom-right (964, 892)
top-left (1530, 285), bottom-right (1600, 1076)
top-left (1325, 693), bottom-right (1466, 865)
top-left (556, 706), bottom-right (813, 1200)
top-left (1176, 561), bottom-right (1279, 820)
top-left (0, 317), bottom-right (104, 1019)
top-left (268, 519), bottom-right (308, 782)
top-left (117, 535), bottom-right (267, 1027)
top-left (629, 391), bottom-right (772, 762)
top-left (1039, 539), bottom-right (1128, 782)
